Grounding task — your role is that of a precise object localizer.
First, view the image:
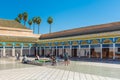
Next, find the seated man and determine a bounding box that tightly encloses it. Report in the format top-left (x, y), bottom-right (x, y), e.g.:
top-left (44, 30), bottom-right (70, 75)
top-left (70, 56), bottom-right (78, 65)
top-left (35, 55), bottom-right (40, 60)
top-left (51, 55), bottom-right (56, 66)
top-left (22, 55), bottom-right (28, 63)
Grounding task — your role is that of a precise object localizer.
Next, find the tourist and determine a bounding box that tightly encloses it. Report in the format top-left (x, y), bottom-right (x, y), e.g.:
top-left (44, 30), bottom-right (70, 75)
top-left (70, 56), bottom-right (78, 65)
top-left (60, 54), bottom-right (63, 58)
top-left (22, 55), bottom-right (28, 63)
top-left (63, 52), bottom-right (69, 66)
top-left (51, 55), bottom-right (56, 66)
top-left (35, 54), bottom-right (40, 60)
top-left (16, 53), bottom-right (20, 60)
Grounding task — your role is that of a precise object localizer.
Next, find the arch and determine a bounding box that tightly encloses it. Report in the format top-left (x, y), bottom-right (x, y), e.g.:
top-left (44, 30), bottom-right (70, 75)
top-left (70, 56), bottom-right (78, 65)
top-left (45, 43), bottom-right (49, 46)
top-left (57, 42), bottom-right (62, 46)
top-left (6, 43), bottom-right (12, 47)
top-left (64, 41), bottom-right (70, 46)
top-left (103, 38), bottom-right (113, 44)
top-left (15, 43), bottom-right (21, 47)
top-left (72, 41), bottom-right (78, 45)
top-left (81, 40), bottom-right (88, 45)
top-left (116, 38), bottom-right (120, 43)
top-left (24, 43), bottom-right (29, 47)
top-left (0, 43), bottom-right (2, 46)
top-left (91, 39), bottom-right (100, 44)
top-left (51, 42), bottom-right (56, 46)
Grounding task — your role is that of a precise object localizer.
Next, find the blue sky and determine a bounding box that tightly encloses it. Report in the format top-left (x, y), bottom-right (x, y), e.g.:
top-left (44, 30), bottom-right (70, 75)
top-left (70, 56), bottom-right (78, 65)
top-left (0, 0), bottom-right (120, 34)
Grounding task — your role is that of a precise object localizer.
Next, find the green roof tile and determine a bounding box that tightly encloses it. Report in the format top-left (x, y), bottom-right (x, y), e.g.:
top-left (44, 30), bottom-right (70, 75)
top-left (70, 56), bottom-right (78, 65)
top-left (0, 35), bottom-right (38, 43)
top-left (0, 19), bottom-right (29, 29)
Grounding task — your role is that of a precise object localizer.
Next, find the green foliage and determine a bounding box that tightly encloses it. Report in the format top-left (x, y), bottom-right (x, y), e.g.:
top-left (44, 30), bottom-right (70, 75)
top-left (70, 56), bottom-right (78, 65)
top-left (23, 12), bottom-right (28, 21)
top-left (36, 17), bottom-right (42, 34)
top-left (47, 16), bottom-right (53, 24)
top-left (18, 13), bottom-right (23, 21)
top-left (15, 17), bottom-right (20, 23)
top-left (23, 12), bottom-right (28, 26)
top-left (28, 19), bottom-right (33, 26)
top-left (32, 17), bottom-right (37, 24)
top-left (47, 16), bottom-right (53, 33)
top-left (36, 17), bottom-right (42, 25)
top-left (15, 12), bottom-right (28, 26)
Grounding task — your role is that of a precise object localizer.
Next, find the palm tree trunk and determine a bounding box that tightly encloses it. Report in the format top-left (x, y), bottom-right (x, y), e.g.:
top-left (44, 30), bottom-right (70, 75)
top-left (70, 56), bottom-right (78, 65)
top-left (33, 23), bottom-right (35, 33)
top-left (24, 21), bottom-right (26, 26)
top-left (30, 25), bottom-right (31, 29)
top-left (38, 25), bottom-right (40, 34)
top-left (29, 25), bottom-right (31, 29)
top-left (49, 24), bottom-right (51, 33)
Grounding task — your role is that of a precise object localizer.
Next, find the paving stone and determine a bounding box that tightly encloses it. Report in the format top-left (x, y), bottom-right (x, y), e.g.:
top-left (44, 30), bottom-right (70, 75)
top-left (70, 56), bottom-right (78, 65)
top-left (0, 59), bottom-right (120, 80)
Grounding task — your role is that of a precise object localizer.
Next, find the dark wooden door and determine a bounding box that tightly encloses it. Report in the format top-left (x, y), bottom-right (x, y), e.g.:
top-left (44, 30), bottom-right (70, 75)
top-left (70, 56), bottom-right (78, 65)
top-left (72, 49), bottom-right (77, 57)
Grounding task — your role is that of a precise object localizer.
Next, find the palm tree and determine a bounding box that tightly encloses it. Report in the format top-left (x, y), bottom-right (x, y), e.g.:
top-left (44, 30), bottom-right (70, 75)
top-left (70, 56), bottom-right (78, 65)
top-left (23, 12), bottom-right (28, 26)
top-left (15, 17), bottom-right (20, 23)
top-left (36, 17), bottom-right (42, 34)
top-left (18, 13), bottom-right (23, 23)
top-left (28, 19), bottom-right (33, 29)
top-left (47, 16), bottom-right (53, 33)
top-left (32, 17), bottom-right (37, 33)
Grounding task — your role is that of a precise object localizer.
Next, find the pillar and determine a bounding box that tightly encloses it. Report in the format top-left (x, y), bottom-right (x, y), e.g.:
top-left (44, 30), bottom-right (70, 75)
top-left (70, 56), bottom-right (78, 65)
top-left (35, 47), bottom-right (38, 55)
top-left (79, 44), bottom-right (81, 58)
top-left (44, 46), bottom-right (45, 57)
top-left (51, 47), bottom-right (53, 55)
top-left (56, 46), bottom-right (57, 57)
top-left (100, 44), bottom-right (102, 59)
top-left (3, 46), bottom-right (6, 57)
top-left (49, 46), bottom-right (52, 55)
top-left (89, 44), bottom-right (91, 58)
top-left (113, 43), bottom-right (115, 59)
top-left (20, 45), bottom-right (23, 56)
top-left (63, 45), bottom-right (64, 54)
top-left (39, 47), bottom-right (41, 56)
top-left (70, 45), bottom-right (72, 57)
top-left (29, 47), bottom-right (31, 57)
top-left (12, 45), bottom-right (15, 56)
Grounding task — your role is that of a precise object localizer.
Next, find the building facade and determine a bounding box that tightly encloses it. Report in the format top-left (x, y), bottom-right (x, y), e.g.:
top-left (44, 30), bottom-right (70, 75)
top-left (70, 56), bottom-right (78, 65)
top-left (0, 19), bottom-right (39, 57)
top-left (0, 19), bottom-right (120, 59)
top-left (38, 22), bottom-right (120, 59)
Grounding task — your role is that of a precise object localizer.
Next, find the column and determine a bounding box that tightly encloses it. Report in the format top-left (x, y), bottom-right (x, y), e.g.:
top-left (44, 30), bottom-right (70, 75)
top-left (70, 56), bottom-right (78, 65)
top-left (70, 45), bottom-right (72, 57)
top-left (3, 46), bottom-right (6, 57)
top-left (29, 47), bottom-right (31, 57)
top-left (51, 47), bottom-right (53, 55)
top-left (36, 47), bottom-right (38, 55)
top-left (20, 45), bottom-right (23, 56)
top-left (63, 45), bottom-right (64, 54)
top-left (12, 45), bottom-right (15, 56)
top-left (89, 44), bottom-right (91, 58)
top-left (44, 46), bottom-right (45, 57)
top-left (38, 47), bottom-right (39, 56)
top-left (56, 46), bottom-right (57, 57)
top-left (100, 44), bottom-right (102, 59)
top-left (39, 47), bottom-right (41, 56)
top-left (0, 48), bottom-right (1, 57)
top-left (113, 43), bottom-right (115, 59)
top-left (49, 46), bottom-right (51, 56)
top-left (79, 44), bottom-right (81, 58)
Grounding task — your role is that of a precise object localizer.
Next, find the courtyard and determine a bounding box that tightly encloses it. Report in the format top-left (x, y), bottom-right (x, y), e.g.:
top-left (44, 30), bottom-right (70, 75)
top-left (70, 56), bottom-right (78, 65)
top-left (0, 58), bottom-right (120, 80)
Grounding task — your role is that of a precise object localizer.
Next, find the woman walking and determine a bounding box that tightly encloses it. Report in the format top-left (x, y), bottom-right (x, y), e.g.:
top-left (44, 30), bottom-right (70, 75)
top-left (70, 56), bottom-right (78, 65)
top-left (63, 52), bottom-right (69, 66)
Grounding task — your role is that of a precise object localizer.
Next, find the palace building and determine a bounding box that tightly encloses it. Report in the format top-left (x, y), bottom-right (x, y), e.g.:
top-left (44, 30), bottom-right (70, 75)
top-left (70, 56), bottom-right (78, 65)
top-left (0, 19), bottom-right (39, 57)
top-left (38, 21), bottom-right (120, 59)
top-left (0, 18), bottom-right (120, 59)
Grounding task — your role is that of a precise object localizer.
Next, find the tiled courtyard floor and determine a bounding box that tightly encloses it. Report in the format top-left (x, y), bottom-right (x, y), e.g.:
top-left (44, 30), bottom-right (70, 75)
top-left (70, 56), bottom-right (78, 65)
top-left (0, 58), bottom-right (120, 80)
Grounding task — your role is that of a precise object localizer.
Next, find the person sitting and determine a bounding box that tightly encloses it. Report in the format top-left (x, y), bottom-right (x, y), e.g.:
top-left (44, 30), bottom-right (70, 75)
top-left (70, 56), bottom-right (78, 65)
top-left (22, 55), bottom-right (28, 64)
top-left (60, 54), bottom-right (63, 58)
top-left (51, 55), bottom-right (56, 66)
top-left (16, 53), bottom-right (20, 60)
top-left (35, 54), bottom-right (40, 60)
